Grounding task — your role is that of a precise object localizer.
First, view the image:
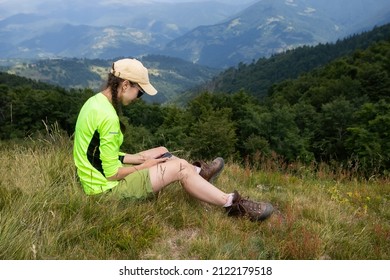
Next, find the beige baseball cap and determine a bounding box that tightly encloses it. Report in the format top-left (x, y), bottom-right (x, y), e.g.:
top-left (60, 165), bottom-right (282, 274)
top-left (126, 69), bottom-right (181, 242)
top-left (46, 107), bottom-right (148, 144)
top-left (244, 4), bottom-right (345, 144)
top-left (110, 58), bottom-right (157, 95)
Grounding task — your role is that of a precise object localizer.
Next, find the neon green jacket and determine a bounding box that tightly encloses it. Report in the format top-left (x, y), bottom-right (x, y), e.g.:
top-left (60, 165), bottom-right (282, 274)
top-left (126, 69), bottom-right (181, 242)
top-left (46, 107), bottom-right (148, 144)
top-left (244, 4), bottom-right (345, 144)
top-left (73, 93), bottom-right (124, 195)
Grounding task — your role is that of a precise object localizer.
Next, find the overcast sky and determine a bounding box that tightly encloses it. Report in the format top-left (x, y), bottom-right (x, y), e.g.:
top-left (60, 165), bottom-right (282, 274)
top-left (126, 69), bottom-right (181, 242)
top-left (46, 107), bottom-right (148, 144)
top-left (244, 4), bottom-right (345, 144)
top-left (0, 0), bottom-right (256, 18)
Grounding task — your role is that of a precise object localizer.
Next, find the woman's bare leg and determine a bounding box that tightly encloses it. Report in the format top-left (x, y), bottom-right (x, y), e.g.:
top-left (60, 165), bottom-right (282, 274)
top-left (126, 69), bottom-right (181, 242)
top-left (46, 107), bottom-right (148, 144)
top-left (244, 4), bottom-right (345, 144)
top-left (149, 158), bottom-right (228, 206)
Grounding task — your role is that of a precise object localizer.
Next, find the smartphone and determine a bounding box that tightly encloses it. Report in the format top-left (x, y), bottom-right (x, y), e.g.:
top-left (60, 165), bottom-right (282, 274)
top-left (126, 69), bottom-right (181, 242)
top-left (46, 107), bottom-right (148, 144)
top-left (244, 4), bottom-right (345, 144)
top-left (156, 152), bottom-right (172, 159)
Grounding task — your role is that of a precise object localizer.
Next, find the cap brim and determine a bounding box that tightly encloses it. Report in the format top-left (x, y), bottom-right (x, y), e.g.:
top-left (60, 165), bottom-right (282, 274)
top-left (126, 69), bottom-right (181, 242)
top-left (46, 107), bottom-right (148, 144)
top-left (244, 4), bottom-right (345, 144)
top-left (139, 83), bottom-right (157, 96)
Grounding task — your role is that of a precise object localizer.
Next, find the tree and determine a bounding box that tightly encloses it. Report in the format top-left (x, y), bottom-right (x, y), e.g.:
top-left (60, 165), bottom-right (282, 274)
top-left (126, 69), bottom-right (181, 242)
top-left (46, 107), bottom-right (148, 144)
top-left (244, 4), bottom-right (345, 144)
top-left (186, 108), bottom-right (237, 160)
top-left (154, 105), bottom-right (192, 152)
top-left (346, 101), bottom-right (390, 174)
top-left (314, 97), bottom-right (355, 161)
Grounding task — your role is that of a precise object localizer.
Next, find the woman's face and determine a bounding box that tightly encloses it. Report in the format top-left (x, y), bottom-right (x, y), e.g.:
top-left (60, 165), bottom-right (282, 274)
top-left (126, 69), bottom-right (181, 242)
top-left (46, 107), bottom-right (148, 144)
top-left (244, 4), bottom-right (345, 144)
top-left (119, 80), bottom-right (141, 105)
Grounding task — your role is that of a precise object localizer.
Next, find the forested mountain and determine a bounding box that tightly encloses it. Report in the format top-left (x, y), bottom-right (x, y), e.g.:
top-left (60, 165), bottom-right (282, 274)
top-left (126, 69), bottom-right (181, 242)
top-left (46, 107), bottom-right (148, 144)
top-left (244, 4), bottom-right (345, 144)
top-left (202, 23), bottom-right (390, 99)
top-left (0, 72), bottom-right (94, 138)
top-left (261, 40), bottom-right (389, 173)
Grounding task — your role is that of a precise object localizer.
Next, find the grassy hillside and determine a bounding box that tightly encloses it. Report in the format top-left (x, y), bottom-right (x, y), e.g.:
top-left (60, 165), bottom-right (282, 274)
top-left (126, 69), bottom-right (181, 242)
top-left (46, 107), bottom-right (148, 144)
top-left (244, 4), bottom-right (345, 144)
top-left (0, 125), bottom-right (388, 260)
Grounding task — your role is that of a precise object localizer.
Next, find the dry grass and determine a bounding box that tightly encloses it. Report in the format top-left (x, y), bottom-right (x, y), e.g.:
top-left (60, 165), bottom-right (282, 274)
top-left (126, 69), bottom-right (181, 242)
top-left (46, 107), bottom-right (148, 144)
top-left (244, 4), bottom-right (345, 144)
top-left (0, 128), bottom-right (389, 260)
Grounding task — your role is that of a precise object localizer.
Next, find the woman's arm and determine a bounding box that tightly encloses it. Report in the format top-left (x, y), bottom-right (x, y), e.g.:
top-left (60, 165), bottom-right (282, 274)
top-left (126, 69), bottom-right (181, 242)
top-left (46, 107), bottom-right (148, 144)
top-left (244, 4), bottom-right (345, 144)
top-left (107, 157), bottom-right (168, 181)
top-left (121, 146), bottom-right (170, 165)
top-left (122, 153), bottom-right (146, 165)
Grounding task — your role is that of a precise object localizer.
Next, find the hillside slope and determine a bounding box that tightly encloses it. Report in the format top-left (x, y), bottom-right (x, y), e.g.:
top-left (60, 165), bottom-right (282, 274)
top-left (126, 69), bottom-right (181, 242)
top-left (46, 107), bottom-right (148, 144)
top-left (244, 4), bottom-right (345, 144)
top-left (0, 129), bottom-right (388, 260)
top-left (202, 23), bottom-right (390, 99)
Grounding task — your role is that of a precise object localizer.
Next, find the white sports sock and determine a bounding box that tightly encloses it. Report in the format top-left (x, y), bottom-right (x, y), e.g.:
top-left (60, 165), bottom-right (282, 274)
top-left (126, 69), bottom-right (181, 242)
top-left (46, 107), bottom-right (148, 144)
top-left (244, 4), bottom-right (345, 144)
top-left (223, 193), bottom-right (235, 207)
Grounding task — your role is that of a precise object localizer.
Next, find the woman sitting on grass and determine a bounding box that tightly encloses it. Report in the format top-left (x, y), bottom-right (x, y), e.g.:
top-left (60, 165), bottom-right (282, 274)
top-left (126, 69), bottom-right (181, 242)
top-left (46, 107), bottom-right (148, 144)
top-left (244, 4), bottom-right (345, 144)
top-left (73, 58), bottom-right (273, 222)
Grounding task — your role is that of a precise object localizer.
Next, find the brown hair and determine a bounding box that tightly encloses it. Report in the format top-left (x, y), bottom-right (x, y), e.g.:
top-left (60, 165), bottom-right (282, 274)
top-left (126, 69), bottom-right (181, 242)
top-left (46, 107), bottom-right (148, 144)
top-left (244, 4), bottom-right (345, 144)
top-left (105, 72), bottom-right (123, 116)
top-left (105, 71), bottom-right (126, 133)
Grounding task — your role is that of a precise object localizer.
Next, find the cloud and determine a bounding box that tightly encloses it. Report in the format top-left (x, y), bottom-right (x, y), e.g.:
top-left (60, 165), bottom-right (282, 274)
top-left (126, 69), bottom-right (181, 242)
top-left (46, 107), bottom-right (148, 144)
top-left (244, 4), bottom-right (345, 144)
top-left (285, 0), bottom-right (297, 7)
top-left (0, 0), bottom-right (78, 17)
top-left (0, 0), bottom-right (256, 19)
top-left (0, 0), bottom-right (41, 15)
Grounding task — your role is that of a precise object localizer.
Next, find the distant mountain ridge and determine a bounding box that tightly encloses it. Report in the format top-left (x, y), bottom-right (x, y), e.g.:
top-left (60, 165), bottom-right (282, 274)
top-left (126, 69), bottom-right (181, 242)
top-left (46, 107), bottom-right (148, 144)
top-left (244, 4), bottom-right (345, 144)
top-left (1, 23), bottom-right (389, 106)
top-left (0, 1), bottom-right (251, 60)
top-left (0, 0), bottom-right (389, 69)
top-left (163, 0), bottom-right (390, 67)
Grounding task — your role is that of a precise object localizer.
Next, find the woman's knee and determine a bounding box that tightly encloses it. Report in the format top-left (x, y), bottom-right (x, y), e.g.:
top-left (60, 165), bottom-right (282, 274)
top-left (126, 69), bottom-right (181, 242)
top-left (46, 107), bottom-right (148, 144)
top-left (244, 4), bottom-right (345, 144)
top-left (142, 146), bottom-right (168, 159)
top-left (151, 158), bottom-right (194, 185)
top-left (155, 146), bottom-right (169, 155)
top-left (174, 158), bottom-right (196, 177)
top-left (159, 146), bottom-right (169, 152)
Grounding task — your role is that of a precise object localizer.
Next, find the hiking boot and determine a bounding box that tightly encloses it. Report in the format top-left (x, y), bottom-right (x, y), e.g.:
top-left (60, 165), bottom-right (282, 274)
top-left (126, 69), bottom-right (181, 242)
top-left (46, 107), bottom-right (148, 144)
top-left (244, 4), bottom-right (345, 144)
top-left (193, 157), bottom-right (225, 182)
top-left (225, 190), bottom-right (273, 221)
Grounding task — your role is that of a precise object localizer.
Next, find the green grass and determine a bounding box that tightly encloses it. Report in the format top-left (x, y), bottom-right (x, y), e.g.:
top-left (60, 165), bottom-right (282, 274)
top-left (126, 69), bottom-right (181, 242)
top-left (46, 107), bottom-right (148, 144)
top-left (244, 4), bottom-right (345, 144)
top-left (0, 128), bottom-right (389, 260)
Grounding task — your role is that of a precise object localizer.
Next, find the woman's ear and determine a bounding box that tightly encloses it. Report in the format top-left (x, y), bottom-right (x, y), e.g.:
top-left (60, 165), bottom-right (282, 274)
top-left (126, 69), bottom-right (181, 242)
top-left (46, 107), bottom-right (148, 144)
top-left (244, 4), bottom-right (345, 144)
top-left (122, 80), bottom-right (129, 90)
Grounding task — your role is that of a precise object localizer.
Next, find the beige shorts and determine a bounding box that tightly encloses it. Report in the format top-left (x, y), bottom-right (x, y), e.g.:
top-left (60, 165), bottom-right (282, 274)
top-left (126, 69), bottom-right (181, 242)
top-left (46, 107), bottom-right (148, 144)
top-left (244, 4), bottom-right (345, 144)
top-left (108, 168), bottom-right (154, 200)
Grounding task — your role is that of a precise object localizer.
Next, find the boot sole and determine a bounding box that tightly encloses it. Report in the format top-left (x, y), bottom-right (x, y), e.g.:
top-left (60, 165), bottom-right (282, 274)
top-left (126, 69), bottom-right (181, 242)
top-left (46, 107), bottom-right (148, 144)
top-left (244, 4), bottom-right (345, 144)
top-left (208, 158), bottom-right (225, 183)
